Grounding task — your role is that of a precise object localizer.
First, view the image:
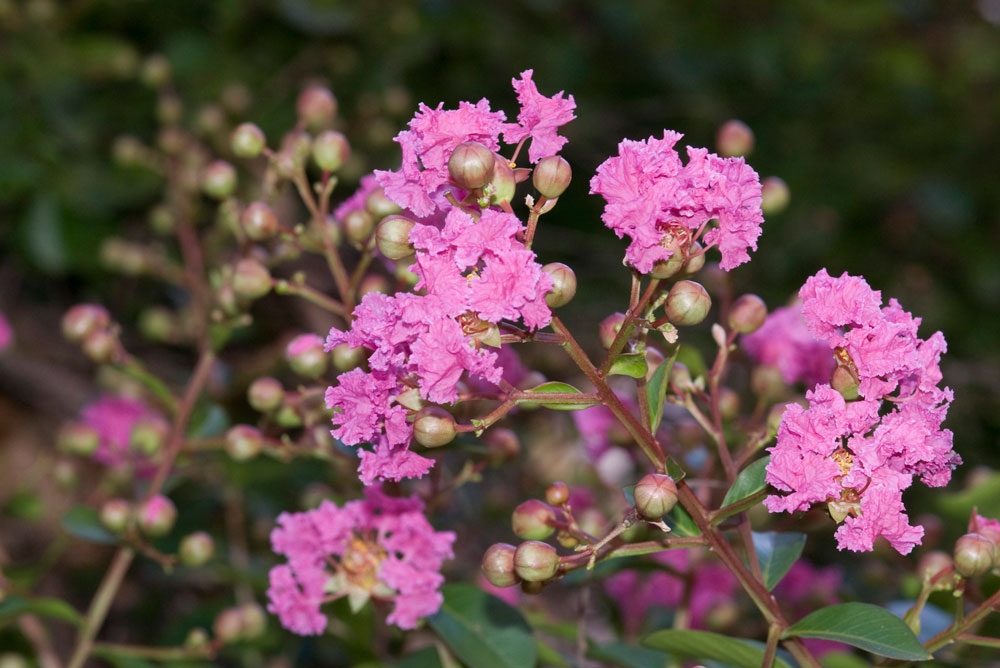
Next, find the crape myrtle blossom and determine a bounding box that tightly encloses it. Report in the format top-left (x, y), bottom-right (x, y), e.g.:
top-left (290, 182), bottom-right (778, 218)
top-left (266, 487), bottom-right (455, 634)
top-left (325, 207), bottom-right (553, 484)
top-left (765, 270), bottom-right (960, 554)
top-left (502, 69), bottom-right (576, 163)
top-left (741, 302), bottom-right (834, 387)
top-left (590, 131), bottom-right (764, 273)
top-left (82, 395), bottom-right (167, 472)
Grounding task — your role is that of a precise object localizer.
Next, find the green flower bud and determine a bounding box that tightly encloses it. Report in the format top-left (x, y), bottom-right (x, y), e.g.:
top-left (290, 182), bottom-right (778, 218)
top-left (545, 482), bottom-right (570, 507)
top-left (82, 329), bottom-right (118, 364)
top-left (296, 86), bottom-right (337, 130)
top-left (481, 543), bottom-right (520, 587)
top-left (201, 160), bottom-right (237, 200)
top-left (287, 336), bottom-right (327, 378)
top-left (231, 122), bottom-right (265, 158)
top-left (532, 155), bottom-right (572, 199)
top-left (716, 119), bottom-right (754, 157)
top-left (224, 425), bottom-right (264, 461)
top-left (761, 176), bottom-right (790, 215)
top-left (130, 417), bottom-right (167, 456)
top-left (213, 607), bottom-right (243, 645)
top-left (248, 377), bottom-right (284, 412)
top-left (513, 541), bottom-right (559, 582)
top-left (487, 153), bottom-right (516, 205)
top-left (358, 274), bottom-right (390, 297)
top-left (728, 294), bottom-right (767, 334)
top-left (312, 130), bottom-right (350, 171)
top-left (599, 312), bottom-right (627, 349)
top-left (179, 531), bottom-right (215, 567)
top-left (139, 306), bottom-right (174, 343)
top-left (239, 603), bottom-right (267, 639)
top-left (184, 628), bottom-right (210, 650)
top-left (665, 280), bottom-right (711, 326)
top-left (365, 186), bottom-right (402, 221)
top-left (343, 209), bottom-right (375, 247)
top-left (832, 364), bottom-right (860, 401)
top-left (543, 262), bottom-right (576, 308)
top-left (331, 342), bottom-right (365, 372)
top-left (99, 498), bottom-right (131, 533)
top-left (232, 259), bottom-right (272, 301)
top-left (62, 303), bottom-right (110, 343)
top-left (148, 204), bottom-right (175, 235)
top-left (448, 141), bottom-right (494, 190)
top-left (58, 423), bottom-right (100, 456)
top-left (681, 242), bottom-right (706, 276)
top-left (954, 533), bottom-right (997, 578)
top-left (719, 387), bottom-right (740, 420)
top-left (633, 473), bottom-right (678, 520)
top-left (669, 362), bottom-right (695, 394)
top-left (138, 495), bottom-right (177, 537)
top-left (240, 202), bottom-right (279, 241)
top-left (375, 215), bottom-right (416, 260)
top-left (413, 406), bottom-right (456, 448)
top-left (751, 365), bottom-right (786, 400)
top-left (650, 239), bottom-right (687, 280)
top-left (484, 427), bottom-right (521, 463)
top-left (140, 54), bottom-right (171, 89)
top-left (512, 499), bottom-right (556, 541)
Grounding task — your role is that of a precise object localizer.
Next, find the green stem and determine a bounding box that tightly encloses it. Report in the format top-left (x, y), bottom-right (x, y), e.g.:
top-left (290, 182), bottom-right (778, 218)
top-left (763, 622), bottom-right (781, 668)
top-left (709, 488), bottom-right (768, 525)
top-left (598, 278), bottom-right (660, 377)
top-left (273, 278), bottom-right (348, 316)
top-left (116, 357), bottom-right (178, 414)
top-left (93, 642), bottom-right (214, 661)
top-left (65, 548), bottom-right (136, 668)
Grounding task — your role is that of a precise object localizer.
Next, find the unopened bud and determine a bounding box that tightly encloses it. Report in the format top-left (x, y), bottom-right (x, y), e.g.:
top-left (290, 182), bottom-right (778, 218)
top-left (239, 603), bottom-right (267, 639)
top-left (716, 119), bottom-right (754, 157)
top-left (240, 202), bottom-right (279, 241)
top-left (184, 628), bottom-right (210, 650)
top-left (331, 342), bottom-right (365, 372)
top-left (599, 312), bottom-right (627, 349)
top-left (99, 498), bottom-right (131, 533)
top-left (130, 417), bottom-right (167, 456)
top-left (62, 304), bottom-right (111, 342)
top-left (375, 215), bottom-right (416, 260)
top-left (180, 531), bottom-right (215, 566)
top-left (750, 365), bottom-right (785, 400)
top-left (545, 482), bottom-right (570, 507)
top-left (511, 499), bottom-right (556, 541)
top-left (201, 160), bottom-right (237, 200)
top-left (650, 239), bottom-right (687, 280)
top-left (139, 307), bottom-right (174, 342)
top-left (681, 242), bottom-right (706, 276)
top-left (514, 541), bottom-right (559, 582)
top-left (297, 86), bottom-right (337, 129)
top-left (286, 334), bottom-right (327, 378)
top-left (148, 205), bottom-right (175, 235)
top-left (487, 154), bottom-right (516, 204)
top-left (665, 281), bottom-right (711, 326)
top-left (832, 364), bottom-right (860, 401)
top-left (224, 425), bottom-right (264, 461)
top-left (138, 495), bottom-right (177, 537)
top-left (633, 473), bottom-right (678, 520)
top-left (954, 533), bottom-right (997, 577)
top-left (140, 54), bottom-right (171, 88)
top-left (532, 155), bottom-right (572, 199)
top-left (343, 209), bottom-right (375, 246)
top-left (213, 607), bottom-right (244, 645)
top-left (481, 543), bottom-right (520, 587)
top-left (248, 377), bottom-right (284, 412)
top-left (448, 141), bottom-right (494, 190)
top-left (58, 423), bottom-right (100, 456)
top-left (311, 130), bottom-right (349, 171)
top-left (718, 387), bottom-right (740, 420)
top-left (232, 259), bottom-right (272, 301)
top-left (669, 363), bottom-right (695, 394)
top-left (365, 186), bottom-right (402, 221)
top-left (358, 274), bottom-right (390, 297)
top-left (541, 262), bottom-right (576, 308)
top-left (761, 176), bottom-right (790, 215)
top-left (413, 406), bottom-right (456, 448)
top-left (82, 329), bottom-right (118, 364)
top-left (484, 427), bottom-right (520, 463)
top-left (231, 123), bottom-right (265, 159)
top-left (728, 294), bottom-right (767, 334)
top-left (917, 550), bottom-right (958, 589)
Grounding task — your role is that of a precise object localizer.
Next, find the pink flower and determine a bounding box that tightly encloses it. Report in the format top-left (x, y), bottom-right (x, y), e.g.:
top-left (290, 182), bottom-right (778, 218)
top-left (0, 311), bottom-right (12, 350)
top-left (266, 487), bottom-right (455, 634)
top-left (285, 333), bottom-right (324, 359)
top-left (765, 271), bottom-right (959, 554)
top-left (742, 303), bottom-right (834, 387)
top-left (81, 396), bottom-right (167, 472)
top-left (502, 69), bottom-right (576, 163)
top-left (590, 132), bottom-right (764, 273)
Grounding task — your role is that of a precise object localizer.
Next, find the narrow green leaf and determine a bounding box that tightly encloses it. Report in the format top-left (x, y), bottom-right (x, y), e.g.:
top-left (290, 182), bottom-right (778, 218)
top-left (396, 646), bottom-right (445, 668)
top-left (663, 504), bottom-right (700, 536)
top-left (752, 531), bottom-right (806, 590)
top-left (62, 506), bottom-right (118, 544)
top-left (187, 400), bottom-right (229, 438)
top-left (609, 352), bottom-right (648, 379)
top-left (642, 630), bottom-right (792, 668)
top-left (587, 641), bottom-right (669, 668)
top-left (518, 382), bottom-right (595, 411)
top-left (0, 595), bottom-right (83, 626)
top-left (783, 602), bottom-right (932, 660)
top-left (428, 584), bottom-right (537, 668)
top-left (645, 348), bottom-right (678, 432)
top-left (721, 456), bottom-right (770, 508)
top-left (536, 639), bottom-right (573, 667)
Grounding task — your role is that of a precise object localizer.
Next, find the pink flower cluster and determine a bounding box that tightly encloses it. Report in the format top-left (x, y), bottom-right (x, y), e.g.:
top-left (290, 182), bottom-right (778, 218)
top-left (266, 487), bottom-right (455, 634)
top-left (765, 270), bottom-right (959, 554)
top-left (741, 302), bottom-right (834, 387)
top-left (375, 69), bottom-right (575, 217)
top-left (325, 207), bottom-right (552, 484)
top-left (81, 395), bottom-right (167, 472)
top-left (590, 131), bottom-right (764, 273)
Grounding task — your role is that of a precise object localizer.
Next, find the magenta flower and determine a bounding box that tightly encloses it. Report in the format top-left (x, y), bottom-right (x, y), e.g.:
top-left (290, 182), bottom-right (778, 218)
top-left (765, 270), bottom-right (960, 554)
top-left (590, 132), bottom-right (764, 272)
top-left (266, 487), bottom-right (455, 634)
top-left (741, 302), bottom-right (834, 387)
top-left (0, 310), bottom-right (12, 350)
top-left (502, 69), bottom-right (576, 163)
top-left (81, 396), bottom-right (167, 472)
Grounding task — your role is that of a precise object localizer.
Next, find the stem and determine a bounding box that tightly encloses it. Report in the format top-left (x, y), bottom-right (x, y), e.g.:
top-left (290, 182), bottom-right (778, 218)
top-left (524, 197), bottom-right (547, 248)
top-left (273, 278), bottom-right (348, 316)
top-left (92, 642), bottom-right (214, 661)
top-left (115, 357), bottom-right (178, 414)
top-left (709, 488), bottom-right (768, 525)
top-left (763, 623), bottom-right (781, 668)
top-left (598, 278), bottom-right (661, 377)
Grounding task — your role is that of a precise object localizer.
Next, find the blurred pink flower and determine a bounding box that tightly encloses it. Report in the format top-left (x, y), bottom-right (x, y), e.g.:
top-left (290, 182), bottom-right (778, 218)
top-left (741, 303), bottom-right (833, 387)
top-left (773, 561), bottom-right (846, 657)
top-left (81, 396), bottom-right (167, 472)
top-left (285, 333), bottom-right (324, 359)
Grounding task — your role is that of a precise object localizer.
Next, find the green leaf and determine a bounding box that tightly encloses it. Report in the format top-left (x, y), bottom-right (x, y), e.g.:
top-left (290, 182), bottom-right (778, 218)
top-left (820, 651), bottom-right (873, 668)
top-left (645, 348), bottom-right (678, 432)
top-left (396, 646), bottom-right (445, 668)
top-left (587, 641), bottom-right (669, 668)
top-left (752, 531), bottom-right (806, 590)
top-left (61, 506), bottom-right (118, 544)
top-left (536, 639), bottom-right (573, 667)
top-left (0, 595), bottom-right (83, 626)
top-left (609, 352), bottom-right (648, 378)
top-left (721, 456), bottom-right (770, 508)
top-left (428, 584), bottom-right (537, 668)
top-left (662, 504), bottom-right (700, 536)
top-left (517, 382), bottom-right (596, 411)
top-left (675, 345), bottom-right (706, 382)
top-left (643, 630), bottom-right (792, 668)
top-left (783, 602), bottom-right (931, 660)
top-left (187, 400), bottom-right (229, 438)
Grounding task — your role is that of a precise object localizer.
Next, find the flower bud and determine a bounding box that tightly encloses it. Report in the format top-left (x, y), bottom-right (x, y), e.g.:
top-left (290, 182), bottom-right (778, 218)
top-left (140, 54), bottom-right (171, 88)
top-left (599, 312), bottom-right (627, 349)
top-left (138, 495), bottom-right (177, 537)
top-left (62, 304), bottom-right (110, 343)
top-left (484, 427), bottom-right (520, 463)
top-left (232, 259), bottom-right (272, 301)
top-left (286, 334), bottom-right (327, 378)
top-left (954, 533), bottom-right (997, 578)
top-left (331, 342), bottom-right (365, 372)
top-left (248, 377), bottom-right (284, 412)
top-left (130, 417), bottom-right (167, 456)
top-left (274, 405), bottom-right (302, 429)
top-left (195, 105), bottom-right (225, 137)
top-left (487, 154), bottom-right (516, 205)
top-left (448, 141), bottom-right (494, 190)
top-left (99, 498), bottom-right (131, 533)
top-left (138, 307), bottom-right (174, 342)
top-left (311, 130), bottom-right (350, 171)
top-left (343, 209), bottom-right (375, 246)
top-left (184, 628), bottom-right (210, 650)
top-left (633, 473), bottom-right (678, 520)
top-left (201, 160), bottom-right (237, 200)
top-left (669, 363), bottom-right (695, 394)
top-left (82, 329), bottom-right (118, 364)
top-left (750, 365), bottom-right (785, 400)
top-left (511, 499), bottom-right (556, 541)
top-left (179, 531), bottom-right (215, 567)
top-left (224, 425), bottom-right (264, 461)
top-left (240, 202), bottom-right (279, 241)
top-left (375, 215), bottom-right (416, 260)
top-left (650, 240), bottom-right (687, 279)
top-left (533, 155), bottom-right (572, 199)
top-left (514, 541), bottom-right (559, 582)
top-left (58, 423), bottom-right (100, 456)
top-left (231, 123), bottom-right (265, 159)
top-left (728, 294), bottom-right (767, 334)
top-left (716, 119), bottom-right (754, 157)
top-left (832, 364), bottom-right (860, 401)
top-left (761, 176), bottom-right (790, 215)
top-left (358, 274), bottom-right (390, 297)
top-left (297, 86), bottom-right (337, 129)
top-left (481, 543), bottom-right (520, 588)
top-left (665, 281), bottom-right (711, 326)
top-left (413, 406), bottom-right (456, 448)
top-left (239, 602), bottom-right (267, 639)
top-left (543, 262), bottom-right (577, 308)
top-left (545, 482), bottom-right (570, 507)
top-left (718, 387), bottom-right (740, 420)
top-left (213, 607), bottom-right (244, 645)
top-left (917, 550), bottom-right (958, 589)
top-left (681, 242), bottom-right (706, 276)
top-left (365, 186), bottom-right (402, 221)
top-left (148, 205), bottom-right (175, 235)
